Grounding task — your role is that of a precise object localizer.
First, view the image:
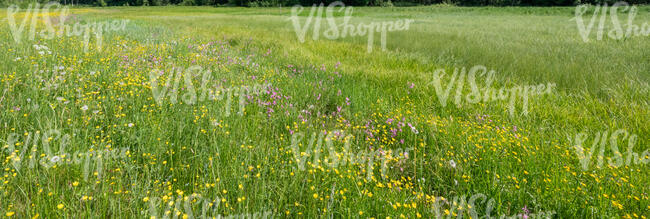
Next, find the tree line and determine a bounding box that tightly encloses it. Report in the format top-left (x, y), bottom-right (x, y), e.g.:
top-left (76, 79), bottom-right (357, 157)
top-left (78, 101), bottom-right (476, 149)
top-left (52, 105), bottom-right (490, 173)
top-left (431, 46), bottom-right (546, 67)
top-left (1, 0), bottom-right (648, 8)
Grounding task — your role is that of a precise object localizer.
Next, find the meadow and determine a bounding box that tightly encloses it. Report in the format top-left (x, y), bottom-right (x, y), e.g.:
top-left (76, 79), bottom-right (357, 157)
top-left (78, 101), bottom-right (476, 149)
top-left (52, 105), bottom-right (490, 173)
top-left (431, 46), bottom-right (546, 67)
top-left (0, 3), bottom-right (649, 218)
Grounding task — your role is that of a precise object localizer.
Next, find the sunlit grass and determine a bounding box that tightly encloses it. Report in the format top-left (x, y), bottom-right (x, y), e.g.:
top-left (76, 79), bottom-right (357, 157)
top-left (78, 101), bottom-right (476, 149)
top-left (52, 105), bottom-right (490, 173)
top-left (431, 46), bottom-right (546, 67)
top-left (0, 5), bottom-right (648, 218)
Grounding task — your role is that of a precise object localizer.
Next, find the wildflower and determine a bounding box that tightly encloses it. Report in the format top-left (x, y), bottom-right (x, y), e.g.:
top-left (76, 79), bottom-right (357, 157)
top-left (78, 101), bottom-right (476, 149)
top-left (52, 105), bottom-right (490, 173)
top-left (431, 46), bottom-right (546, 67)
top-left (57, 204), bottom-right (64, 209)
top-left (408, 123), bottom-right (419, 134)
top-left (522, 205), bottom-right (529, 219)
top-left (449, 160), bottom-right (456, 168)
top-left (6, 211), bottom-right (15, 217)
top-left (128, 123), bottom-right (134, 127)
top-left (50, 156), bottom-right (61, 163)
top-left (81, 105), bottom-right (89, 111)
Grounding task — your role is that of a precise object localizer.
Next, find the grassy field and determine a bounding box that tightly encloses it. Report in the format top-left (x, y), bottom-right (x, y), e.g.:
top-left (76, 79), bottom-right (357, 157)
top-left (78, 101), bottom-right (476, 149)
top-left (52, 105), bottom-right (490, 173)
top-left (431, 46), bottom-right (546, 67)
top-left (0, 4), bottom-right (649, 218)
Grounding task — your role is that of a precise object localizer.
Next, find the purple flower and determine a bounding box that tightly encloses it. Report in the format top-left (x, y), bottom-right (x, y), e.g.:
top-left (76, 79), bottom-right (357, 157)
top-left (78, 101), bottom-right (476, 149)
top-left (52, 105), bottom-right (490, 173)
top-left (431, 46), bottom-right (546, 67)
top-left (522, 206), bottom-right (529, 219)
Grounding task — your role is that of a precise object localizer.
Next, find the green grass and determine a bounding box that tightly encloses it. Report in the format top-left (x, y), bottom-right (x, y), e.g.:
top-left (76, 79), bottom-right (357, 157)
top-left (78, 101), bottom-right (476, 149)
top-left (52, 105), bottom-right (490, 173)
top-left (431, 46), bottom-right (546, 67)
top-left (0, 4), bottom-right (648, 218)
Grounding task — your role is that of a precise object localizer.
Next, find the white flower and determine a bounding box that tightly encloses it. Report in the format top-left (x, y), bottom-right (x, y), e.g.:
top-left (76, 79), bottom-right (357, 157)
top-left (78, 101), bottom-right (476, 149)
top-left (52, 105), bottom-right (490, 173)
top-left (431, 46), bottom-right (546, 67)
top-left (81, 105), bottom-right (88, 111)
top-left (449, 160), bottom-right (456, 168)
top-left (90, 71), bottom-right (96, 75)
top-left (128, 123), bottom-right (134, 127)
top-left (50, 156), bottom-right (61, 163)
top-left (410, 126), bottom-right (419, 134)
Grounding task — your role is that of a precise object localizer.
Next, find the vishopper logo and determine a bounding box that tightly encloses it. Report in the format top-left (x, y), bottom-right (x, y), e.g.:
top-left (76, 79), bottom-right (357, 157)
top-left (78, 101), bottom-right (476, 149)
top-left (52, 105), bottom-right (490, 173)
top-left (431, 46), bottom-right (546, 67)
top-left (428, 65), bottom-right (555, 117)
top-left (290, 130), bottom-right (412, 180)
top-left (430, 192), bottom-right (556, 218)
top-left (2, 129), bottom-right (130, 181)
top-left (145, 193), bottom-right (273, 219)
top-left (6, 3), bottom-right (130, 52)
top-left (148, 65), bottom-right (271, 116)
top-left (573, 1), bottom-right (649, 42)
top-left (288, 1), bottom-right (414, 53)
top-left (568, 129), bottom-right (647, 171)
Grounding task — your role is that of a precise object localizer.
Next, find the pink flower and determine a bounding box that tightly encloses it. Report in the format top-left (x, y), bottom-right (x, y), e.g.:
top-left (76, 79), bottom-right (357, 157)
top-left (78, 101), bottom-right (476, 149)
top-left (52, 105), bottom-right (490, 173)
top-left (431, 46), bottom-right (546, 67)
top-left (522, 206), bottom-right (529, 219)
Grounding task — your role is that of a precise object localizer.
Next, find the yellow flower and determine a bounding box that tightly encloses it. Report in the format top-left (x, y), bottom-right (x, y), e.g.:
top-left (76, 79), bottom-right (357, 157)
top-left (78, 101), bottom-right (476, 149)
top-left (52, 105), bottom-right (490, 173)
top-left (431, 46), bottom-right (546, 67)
top-left (72, 181), bottom-right (79, 187)
top-left (6, 211), bottom-right (15, 217)
top-left (143, 197), bottom-right (150, 202)
top-left (313, 193), bottom-right (318, 199)
top-left (57, 204), bottom-right (64, 209)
